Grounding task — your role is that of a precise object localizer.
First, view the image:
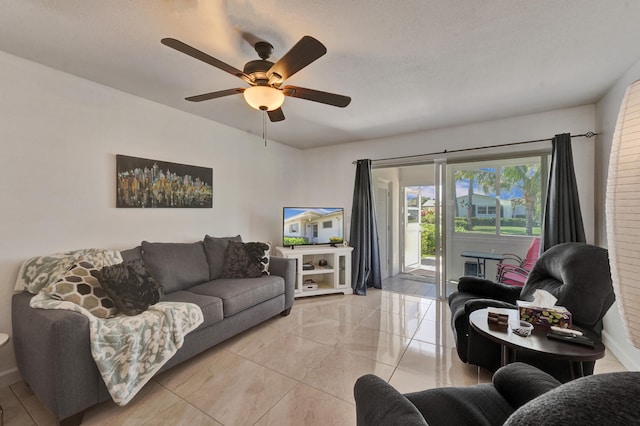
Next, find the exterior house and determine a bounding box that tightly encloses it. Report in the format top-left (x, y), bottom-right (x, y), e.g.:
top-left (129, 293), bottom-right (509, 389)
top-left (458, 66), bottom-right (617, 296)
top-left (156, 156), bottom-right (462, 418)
top-left (456, 194), bottom-right (526, 219)
top-left (283, 209), bottom-right (344, 244)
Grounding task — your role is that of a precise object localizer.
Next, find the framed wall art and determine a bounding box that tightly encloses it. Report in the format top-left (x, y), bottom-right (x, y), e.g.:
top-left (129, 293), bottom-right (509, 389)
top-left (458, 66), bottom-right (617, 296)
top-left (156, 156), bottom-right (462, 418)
top-left (116, 154), bottom-right (213, 208)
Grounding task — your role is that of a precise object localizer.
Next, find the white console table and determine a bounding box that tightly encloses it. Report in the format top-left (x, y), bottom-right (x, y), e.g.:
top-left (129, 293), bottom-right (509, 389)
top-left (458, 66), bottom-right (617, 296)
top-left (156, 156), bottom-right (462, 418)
top-left (275, 245), bottom-right (353, 298)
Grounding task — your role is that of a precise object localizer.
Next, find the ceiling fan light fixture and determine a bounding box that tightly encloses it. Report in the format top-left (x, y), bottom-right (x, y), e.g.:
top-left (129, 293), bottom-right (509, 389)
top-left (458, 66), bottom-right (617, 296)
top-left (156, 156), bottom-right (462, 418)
top-left (243, 86), bottom-right (285, 111)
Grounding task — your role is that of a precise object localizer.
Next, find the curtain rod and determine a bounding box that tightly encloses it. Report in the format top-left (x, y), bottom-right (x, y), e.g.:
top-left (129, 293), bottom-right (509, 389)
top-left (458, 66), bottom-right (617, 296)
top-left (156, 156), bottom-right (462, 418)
top-left (352, 131), bottom-right (597, 164)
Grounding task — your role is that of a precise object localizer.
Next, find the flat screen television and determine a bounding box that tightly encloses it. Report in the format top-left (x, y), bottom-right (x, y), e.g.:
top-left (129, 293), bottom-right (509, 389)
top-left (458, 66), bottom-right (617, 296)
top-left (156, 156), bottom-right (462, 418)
top-left (283, 207), bottom-right (345, 247)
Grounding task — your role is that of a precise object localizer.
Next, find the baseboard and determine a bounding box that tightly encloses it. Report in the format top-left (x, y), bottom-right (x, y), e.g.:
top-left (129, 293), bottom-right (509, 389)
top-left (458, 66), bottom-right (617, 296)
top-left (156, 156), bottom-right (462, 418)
top-left (602, 330), bottom-right (640, 371)
top-left (0, 367), bottom-right (21, 388)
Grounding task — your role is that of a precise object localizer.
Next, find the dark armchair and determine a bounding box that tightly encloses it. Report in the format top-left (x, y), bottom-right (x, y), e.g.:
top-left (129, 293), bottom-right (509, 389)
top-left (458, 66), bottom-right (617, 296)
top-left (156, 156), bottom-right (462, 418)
top-left (448, 242), bottom-right (615, 382)
top-left (354, 363), bottom-right (640, 426)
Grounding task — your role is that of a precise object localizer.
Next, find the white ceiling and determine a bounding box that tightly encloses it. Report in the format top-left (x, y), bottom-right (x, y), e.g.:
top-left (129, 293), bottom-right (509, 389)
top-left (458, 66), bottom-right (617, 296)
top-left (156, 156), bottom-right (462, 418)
top-left (2, 1), bottom-right (640, 149)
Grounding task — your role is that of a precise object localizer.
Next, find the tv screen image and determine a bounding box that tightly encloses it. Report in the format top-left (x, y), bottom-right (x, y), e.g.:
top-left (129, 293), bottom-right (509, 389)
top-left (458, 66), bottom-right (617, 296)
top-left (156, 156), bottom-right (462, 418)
top-left (283, 207), bottom-right (344, 247)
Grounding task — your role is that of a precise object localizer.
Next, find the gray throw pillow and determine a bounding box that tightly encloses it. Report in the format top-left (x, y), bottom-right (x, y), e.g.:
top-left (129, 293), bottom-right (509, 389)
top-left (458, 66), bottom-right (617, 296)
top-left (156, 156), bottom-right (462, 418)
top-left (203, 235), bottom-right (242, 279)
top-left (92, 259), bottom-right (161, 316)
top-left (222, 241), bottom-right (270, 279)
top-left (141, 241), bottom-right (210, 293)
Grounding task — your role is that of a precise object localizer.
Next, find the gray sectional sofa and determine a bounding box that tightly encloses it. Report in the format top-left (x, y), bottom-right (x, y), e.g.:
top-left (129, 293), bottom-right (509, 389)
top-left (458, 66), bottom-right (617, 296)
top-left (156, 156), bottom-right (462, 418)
top-left (11, 236), bottom-right (296, 426)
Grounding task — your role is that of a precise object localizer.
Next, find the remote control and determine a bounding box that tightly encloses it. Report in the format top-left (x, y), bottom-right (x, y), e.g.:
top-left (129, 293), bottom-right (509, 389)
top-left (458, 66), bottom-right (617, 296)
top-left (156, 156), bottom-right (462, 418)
top-left (550, 326), bottom-right (583, 336)
top-left (547, 332), bottom-right (595, 347)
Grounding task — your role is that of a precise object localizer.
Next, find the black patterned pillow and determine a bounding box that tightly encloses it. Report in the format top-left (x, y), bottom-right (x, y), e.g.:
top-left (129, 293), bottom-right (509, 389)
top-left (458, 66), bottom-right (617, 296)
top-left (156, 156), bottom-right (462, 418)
top-left (44, 261), bottom-right (118, 319)
top-left (91, 259), bottom-right (162, 316)
top-left (222, 241), bottom-right (271, 279)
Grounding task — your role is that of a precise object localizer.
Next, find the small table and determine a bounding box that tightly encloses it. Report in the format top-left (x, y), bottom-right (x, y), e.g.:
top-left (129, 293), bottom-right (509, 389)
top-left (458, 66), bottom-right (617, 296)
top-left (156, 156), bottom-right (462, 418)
top-left (461, 251), bottom-right (505, 278)
top-left (469, 308), bottom-right (605, 379)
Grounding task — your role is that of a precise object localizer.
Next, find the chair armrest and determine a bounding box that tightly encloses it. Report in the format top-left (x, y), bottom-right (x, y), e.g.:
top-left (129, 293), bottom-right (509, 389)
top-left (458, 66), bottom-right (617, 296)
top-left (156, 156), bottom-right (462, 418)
top-left (498, 264), bottom-right (530, 276)
top-left (492, 363), bottom-right (561, 409)
top-left (464, 298), bottom-right (517, 314)
top-left (458, 276), bottom-right (522, 304)
top-left (354, 374), bottom-right (427, 426)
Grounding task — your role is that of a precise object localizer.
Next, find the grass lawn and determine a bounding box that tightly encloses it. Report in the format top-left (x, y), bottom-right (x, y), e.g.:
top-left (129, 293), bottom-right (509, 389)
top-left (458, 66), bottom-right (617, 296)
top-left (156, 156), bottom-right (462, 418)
top-left (470, 226), bottom-right (541, 236)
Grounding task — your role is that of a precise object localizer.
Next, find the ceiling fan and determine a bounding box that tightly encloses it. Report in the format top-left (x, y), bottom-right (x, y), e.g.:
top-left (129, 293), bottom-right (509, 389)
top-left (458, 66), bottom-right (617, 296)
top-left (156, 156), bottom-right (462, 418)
top-left (161, 36), bottom-right (351, 122)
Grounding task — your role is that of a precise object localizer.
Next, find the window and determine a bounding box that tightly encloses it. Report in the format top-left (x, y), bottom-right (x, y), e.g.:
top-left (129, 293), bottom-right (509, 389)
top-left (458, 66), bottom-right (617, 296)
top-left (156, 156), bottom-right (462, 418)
top-left (477, 206), bottom-right (497, 215)
top-left (289, 224), bottom-right (298, 233)
top-left (452, 155), bottom-right (546, 236)
top-left (322, 220), bottom-right (332, 229)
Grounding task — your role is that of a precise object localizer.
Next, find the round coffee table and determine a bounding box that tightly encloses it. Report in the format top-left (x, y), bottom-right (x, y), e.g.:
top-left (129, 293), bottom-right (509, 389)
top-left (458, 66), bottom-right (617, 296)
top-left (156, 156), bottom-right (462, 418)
top-left (469, 308), bottom-right (605, 379)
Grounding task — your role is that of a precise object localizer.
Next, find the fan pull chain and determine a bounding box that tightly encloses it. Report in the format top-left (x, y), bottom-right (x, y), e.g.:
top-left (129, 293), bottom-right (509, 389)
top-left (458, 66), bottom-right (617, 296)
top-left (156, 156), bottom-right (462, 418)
top-left (262, 109), bottom-right (268, 147)
top-left (263, 110), bottom-right (267, 146)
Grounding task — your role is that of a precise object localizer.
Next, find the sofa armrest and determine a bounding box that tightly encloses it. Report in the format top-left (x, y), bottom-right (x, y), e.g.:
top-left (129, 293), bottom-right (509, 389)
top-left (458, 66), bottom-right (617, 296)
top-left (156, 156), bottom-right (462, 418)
top-left (11, 292), bottom-right (105, 421)
top-left (492, 363), bottom-right (561, 410)
top-left (458, 276), bottom-right (522, 304)
top-left (269, 256), bottom-right (296, 310)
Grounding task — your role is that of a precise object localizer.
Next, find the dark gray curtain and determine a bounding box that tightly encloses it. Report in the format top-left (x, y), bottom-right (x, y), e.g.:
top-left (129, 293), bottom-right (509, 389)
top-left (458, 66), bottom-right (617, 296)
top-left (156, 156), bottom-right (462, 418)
top-left (542, 133), bottom-right (586, 251)
top-left (350, 159), bottom-right (382, 295)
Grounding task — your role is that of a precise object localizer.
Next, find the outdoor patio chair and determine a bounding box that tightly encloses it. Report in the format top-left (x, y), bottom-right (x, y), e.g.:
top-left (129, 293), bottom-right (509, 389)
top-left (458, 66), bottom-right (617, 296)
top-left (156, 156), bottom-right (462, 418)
top-left (495, 237), bottom-right (540, 286)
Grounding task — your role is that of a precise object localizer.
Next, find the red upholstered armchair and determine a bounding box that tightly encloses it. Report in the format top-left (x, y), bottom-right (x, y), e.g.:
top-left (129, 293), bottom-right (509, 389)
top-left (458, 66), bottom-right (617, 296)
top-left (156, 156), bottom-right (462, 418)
top-left (495, 237), bottom-right (540, 286)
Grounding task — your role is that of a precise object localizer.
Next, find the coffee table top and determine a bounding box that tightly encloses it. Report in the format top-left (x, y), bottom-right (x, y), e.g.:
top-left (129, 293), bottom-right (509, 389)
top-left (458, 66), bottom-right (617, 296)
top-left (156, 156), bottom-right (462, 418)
top-left (469, 308), bottom-right (605, 362)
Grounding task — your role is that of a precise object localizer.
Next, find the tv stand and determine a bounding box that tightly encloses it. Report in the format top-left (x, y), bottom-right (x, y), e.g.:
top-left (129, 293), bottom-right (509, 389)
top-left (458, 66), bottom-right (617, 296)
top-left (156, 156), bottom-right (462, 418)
top-left (275, 245), bottom-right (353, 298)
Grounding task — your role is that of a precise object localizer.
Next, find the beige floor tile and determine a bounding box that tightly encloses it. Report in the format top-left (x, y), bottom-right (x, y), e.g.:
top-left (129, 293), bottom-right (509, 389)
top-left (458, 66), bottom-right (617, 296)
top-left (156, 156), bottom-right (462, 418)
top-left (184, 357), bottom-right (296, 425)
top-left (422, 299), bottom-right (452, 323)
top-left (342, 292), bottom-right (383, 310)
top-left (412, 318), bottom-right (456, 348)
top-left (0, 385), bottom-right (35, 426)
top-left (291, 317), bottom-right (356, 346)
top-left (379, 296), bottom-right (432, 319)
top-left (155, 348), bottom-right (242, 398)
top-left (359, 309), bottom-right (422, 338)
top-left (143, 400), bottom-right (221, 426)
top-left (396, 340), bottom-right (482, 387)
top-left (389, 366), bottom-right (448, 394)
top-left (293, 302), bottom-right (375, 327)
top-left (264, 309), bottom-right (308, 333)
top-left (82, 381), bottom-right (181, 426)
top-left (219, 323), bottom-right (287, 358)
top-left (336, 325), bottom-right (411, 366)
top-left (8, 381), bottom-right (57, 426)
top-left (594, 349), bottom-right (627, 374)
top-left (302, 348), bottom-right (396, 404)
top-left (254, 383), bottom-right (356, 426)
top-left (245, 333), bottom-right (333, 380)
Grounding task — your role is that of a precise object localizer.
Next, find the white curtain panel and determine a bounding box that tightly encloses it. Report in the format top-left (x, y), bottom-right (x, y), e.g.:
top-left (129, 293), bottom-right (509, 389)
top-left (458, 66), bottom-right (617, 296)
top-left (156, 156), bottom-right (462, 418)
top-left (606, 79), bottom-right (640, 348)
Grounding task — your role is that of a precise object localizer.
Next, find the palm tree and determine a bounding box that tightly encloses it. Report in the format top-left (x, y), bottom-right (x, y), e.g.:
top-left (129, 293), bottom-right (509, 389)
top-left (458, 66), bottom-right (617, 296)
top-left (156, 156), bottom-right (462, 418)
top-left (500, 164), bottom-right (541, 235)
top-left (454, 169), bottom-right (496, 230)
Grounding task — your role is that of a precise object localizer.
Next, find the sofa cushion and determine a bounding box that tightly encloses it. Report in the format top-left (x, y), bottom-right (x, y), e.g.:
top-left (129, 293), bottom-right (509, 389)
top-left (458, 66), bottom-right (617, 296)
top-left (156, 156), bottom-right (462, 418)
top-left (92, 259), bottom-right (162, 316)
top-left (120, 246), bottom-right (142, 262)
top-left (203, 235), bottom-right (242, 280)
top-left (188, 275), bottom-right (284, 317)
top-left (161, 290), bottom-right (224, 329)
top-left (221, 241), bottom-right (271, 279)
top-left (141, 241), bottom-right (210, 293)
top-left (43, 261), bottom-right (118, 318)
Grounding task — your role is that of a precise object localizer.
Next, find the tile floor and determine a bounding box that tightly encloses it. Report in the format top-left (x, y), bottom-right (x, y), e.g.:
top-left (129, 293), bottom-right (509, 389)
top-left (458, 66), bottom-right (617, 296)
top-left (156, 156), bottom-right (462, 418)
top-left (0, 280), bottom-right (627, 426)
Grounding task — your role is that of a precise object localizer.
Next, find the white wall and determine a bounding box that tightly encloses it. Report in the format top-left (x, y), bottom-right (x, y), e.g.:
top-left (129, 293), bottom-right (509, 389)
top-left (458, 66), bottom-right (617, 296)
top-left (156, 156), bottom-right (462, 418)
top-left (0, 51), bottom-right (302, 386)
top-left (596, 57), bottom-right (640, 371)
top-left (303, 104), bottom-right (596, 250)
